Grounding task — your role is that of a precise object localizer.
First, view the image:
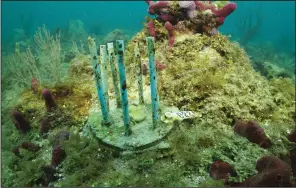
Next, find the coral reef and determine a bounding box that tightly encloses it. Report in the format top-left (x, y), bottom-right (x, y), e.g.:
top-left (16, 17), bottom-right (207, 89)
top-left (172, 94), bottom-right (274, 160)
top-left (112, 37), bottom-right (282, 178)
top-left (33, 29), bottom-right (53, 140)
top-left (125, 31), bottom-right (294, 126)
top-left (145, 1), bottom-right (236, 46)
top-left (1, 1), bottom-right (295, 187)
top-left (121, 10), bottom-right (295, 186)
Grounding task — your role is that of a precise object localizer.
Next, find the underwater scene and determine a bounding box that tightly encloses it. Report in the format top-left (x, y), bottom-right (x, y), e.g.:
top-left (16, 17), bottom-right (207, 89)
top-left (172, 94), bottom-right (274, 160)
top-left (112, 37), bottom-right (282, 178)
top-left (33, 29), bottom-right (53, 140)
top-left (1, 1), bottom-right (295, 187)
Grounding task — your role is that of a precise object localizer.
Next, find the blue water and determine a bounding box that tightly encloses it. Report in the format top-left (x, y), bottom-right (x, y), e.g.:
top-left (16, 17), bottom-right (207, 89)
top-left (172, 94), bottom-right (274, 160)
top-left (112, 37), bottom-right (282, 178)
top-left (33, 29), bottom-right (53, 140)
top-left (2, 1), bottom-right (295, 53)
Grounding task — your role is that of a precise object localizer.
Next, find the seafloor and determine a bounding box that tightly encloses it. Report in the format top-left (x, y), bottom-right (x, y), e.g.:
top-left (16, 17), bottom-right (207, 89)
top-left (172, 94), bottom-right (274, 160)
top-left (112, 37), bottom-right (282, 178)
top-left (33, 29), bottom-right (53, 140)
top-left (1, 2), bottom-right (296, 187)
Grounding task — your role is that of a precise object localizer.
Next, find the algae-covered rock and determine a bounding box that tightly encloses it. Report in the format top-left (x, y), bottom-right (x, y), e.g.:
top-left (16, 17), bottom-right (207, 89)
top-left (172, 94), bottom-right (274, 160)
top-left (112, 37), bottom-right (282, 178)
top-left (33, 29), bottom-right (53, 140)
top-left (124, 31), bottom-right (295, 125)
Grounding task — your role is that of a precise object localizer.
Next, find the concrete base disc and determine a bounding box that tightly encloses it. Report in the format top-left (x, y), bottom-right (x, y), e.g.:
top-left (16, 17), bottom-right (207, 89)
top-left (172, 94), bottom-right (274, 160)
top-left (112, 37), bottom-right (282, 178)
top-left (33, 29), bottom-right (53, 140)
top-left (86, 101), bottom-right (178, 151)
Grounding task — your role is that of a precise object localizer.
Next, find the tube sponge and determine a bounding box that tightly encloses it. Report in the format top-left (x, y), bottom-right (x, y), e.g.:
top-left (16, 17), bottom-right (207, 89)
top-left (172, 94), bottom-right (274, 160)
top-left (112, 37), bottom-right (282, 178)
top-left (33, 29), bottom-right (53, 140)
top-left (233, 120), bottom-right (272, 148)
top-left (11, 110), bottom-right (31, 133)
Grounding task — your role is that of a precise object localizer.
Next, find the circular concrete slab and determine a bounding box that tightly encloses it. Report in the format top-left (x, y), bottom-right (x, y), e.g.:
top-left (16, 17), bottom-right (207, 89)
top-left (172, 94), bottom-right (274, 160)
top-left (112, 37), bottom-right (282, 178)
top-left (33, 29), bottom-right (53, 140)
top-left (86, 101), bottom-right (177, 151)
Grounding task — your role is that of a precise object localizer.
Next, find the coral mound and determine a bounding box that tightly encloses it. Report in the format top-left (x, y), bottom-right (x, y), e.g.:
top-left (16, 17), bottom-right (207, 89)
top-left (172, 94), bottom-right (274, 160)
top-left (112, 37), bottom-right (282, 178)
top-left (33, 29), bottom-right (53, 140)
top-left (125, 31), bottom-right (294, 125)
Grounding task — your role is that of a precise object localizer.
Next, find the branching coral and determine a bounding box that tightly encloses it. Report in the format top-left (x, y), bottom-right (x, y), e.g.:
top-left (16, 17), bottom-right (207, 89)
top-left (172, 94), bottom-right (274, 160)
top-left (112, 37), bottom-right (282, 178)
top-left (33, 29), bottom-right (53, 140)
top-left (5, 47), bottom-right (41, 87)
top-left (34, 25), bottom-right (63, 85)
top-left (3, 25), bottom-right (64, 89)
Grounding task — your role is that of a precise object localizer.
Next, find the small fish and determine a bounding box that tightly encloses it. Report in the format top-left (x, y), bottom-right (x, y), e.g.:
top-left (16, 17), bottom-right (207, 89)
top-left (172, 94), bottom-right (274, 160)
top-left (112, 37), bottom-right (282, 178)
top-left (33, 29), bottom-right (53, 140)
top-left (161, 110), bottom-right (201, 123)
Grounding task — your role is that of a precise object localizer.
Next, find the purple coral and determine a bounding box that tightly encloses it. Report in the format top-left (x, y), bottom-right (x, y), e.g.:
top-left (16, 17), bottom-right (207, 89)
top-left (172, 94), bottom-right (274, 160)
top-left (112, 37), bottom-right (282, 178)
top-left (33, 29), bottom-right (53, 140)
top-left (148, 20), bottom-right (156, 38)
top-left (11, 110), bottom-right (31, 133)
top-left (164, 21), bottom-right (175, 46)
top-left (213, 3), bottom-right (237, 17)
top-left (42, 89), bottom-right (57, 111)
top-left (194, 1), bottom-right (236, 18)
top-left (148, 1), bottom-right (169, 15)
top-left (144, 0), bottom-right (237, 46)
